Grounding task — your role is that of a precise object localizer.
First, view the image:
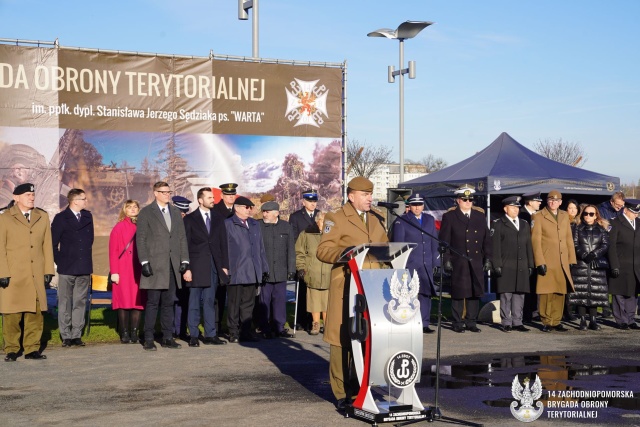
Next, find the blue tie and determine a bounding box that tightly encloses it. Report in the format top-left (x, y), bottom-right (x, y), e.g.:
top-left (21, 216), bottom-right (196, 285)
top-left (205, 212), bottom-right (211, 233)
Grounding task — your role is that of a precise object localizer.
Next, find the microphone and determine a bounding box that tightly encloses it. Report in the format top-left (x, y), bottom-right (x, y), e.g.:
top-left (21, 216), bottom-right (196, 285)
top-left (373, 201), bottom-right (400, 209)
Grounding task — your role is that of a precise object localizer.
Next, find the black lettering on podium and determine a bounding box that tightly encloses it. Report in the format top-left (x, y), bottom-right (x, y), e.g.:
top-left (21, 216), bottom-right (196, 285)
top-left (349, 294), bottom-right (368, 341)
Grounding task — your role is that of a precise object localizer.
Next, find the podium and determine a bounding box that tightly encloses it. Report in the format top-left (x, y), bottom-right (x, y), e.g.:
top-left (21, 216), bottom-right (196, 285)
top-left (338, 243), bottom-right (429, 424)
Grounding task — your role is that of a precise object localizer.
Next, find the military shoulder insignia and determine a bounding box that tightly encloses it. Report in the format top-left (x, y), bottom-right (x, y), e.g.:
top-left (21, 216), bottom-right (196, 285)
top-left (323, 220), bottom-right (335, 234)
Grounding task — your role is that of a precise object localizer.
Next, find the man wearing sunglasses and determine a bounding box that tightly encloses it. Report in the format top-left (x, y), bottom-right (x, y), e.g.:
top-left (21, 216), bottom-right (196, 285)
top-left (439, 184), bottom-right (492, 333)
top-left (531, 190), bottom-right (577, 332)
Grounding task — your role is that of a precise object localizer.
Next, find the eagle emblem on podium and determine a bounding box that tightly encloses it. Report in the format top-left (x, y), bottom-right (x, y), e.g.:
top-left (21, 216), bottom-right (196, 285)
top-left (388, 270), bottom-right (420, 324)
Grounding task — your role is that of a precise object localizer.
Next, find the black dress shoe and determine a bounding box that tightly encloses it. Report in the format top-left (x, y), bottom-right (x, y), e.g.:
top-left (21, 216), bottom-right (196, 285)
top-left (618, 323), bottom-right (629, 330)
top-left (468, 326), bottom-right (481, 333)
top-left (452, 325), bottom-right (465, 333)
top-left (629, 323), bottom-right (640, 330)
top-left (513, 325), bottom-right (530, 332)
top-left (336, 398), bottom-right (351, 411)
top-left (203, 336), bottom-right (227, 345)
top-left (62, 339), bottom-right (72, 347)
top-left (500, 325), bottom-right (512, 333)
top-left (229, 335), bottom-right (239, 343)
top-left (161, 339), bottom-right (182, 349)
top-left (71, 338), bottom-right (85, 346)
top-left (188, 337), bottom-right (200, 347)
top-left (278, 330), bottom-right (294, 338)
top-left (24, 351), bottom-right (47, 360)
top-left (554, 324), bottom-right (569, 332)
top-left (143, 340), bottom-right (157, 351)
top-left (4, 352), bottom-right (18, 362)
top-left (422, 326), bottom-right (435, 334)
top-left (542, 325), bottom-right (552, 333)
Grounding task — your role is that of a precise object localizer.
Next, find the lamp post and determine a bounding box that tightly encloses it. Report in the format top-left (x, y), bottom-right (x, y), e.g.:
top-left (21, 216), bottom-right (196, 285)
top-left (368, 20), bottom-right (433, 184)
top-left (238, 0), bottom-right (259, 58)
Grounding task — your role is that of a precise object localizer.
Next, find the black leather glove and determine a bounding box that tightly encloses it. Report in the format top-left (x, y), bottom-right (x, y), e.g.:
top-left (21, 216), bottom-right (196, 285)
top-left (443, 261), bottom-right (453, 273)
top-left (142, 263), bottom-right (153, 277)
top-left (537, 265), bottom-right (547, 276)
top-left (611, 268), bottom-right (620, 278)
top-left (262, 272), bottom-right (270, 283)
top-left (0, 277), bottom-right (9, 288)
top-left (483, 260), bottom-right (493, 273)
top-left (493, 266), bottom-right (502, 277)
top-left (297, 269), bottom-right (306, 278)
top-left (179, 262), bottom-right (189, 274)
top-left (583, 252), bottom-right (597, 263)
top-left (528, 267), bottom-right (534, 276)
top-left (44, 274), bottom-right (53, 285)
top-left (287, 272), bottom-right (296, 281)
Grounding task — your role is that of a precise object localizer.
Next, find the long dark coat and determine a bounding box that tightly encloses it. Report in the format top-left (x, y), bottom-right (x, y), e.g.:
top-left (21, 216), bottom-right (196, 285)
top-left (438, 207), bottom-right (491, 299)
top-left (289, 207), bottom-right (319, 241)
top-left (213, 200), bottom-right (235, 219)
top-left (51, 207), bottom-right (94, 275)
top-left (569, 223), bottom-right (609, 307)
top-left (390, 211), bottom-right (439, 296)
top-left (183, 209), bottom-right (229, 288)
top-left (224, 215), bottom-right (269, 285)
top-left (491, 216), bottom-right (534, 294)
top-left (607, 215), bottom-right (640, 296)
top-left (259, 219), bottom-right (296, 282)
top-left (136, 202), bottom-right (189, 290)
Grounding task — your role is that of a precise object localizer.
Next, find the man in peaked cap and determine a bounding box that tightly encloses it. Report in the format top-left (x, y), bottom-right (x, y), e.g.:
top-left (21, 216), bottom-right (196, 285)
top-left (491, 196), bottom-right (534, 333)
top-left (531, 190), bottom-right (576, 332)
top-left (317, 176), bottom-right (388, 409)
top-left (0, 183), bottom-right (55, 361)
top-left (172, 196), bottom-right (192, 218)
top-left (171, 195), bottom-right (193, 341)
top-left (519, 191), bottom-right (543, 322)
top-left (289, 188), bottom-right (321, 332)
top-left (440, 184), bottom-right (492, 333)
top-left (391, 193), bottom-right (439, 334)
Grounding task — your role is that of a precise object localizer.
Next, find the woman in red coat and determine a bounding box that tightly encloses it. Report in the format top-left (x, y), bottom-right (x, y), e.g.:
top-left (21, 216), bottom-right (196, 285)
top-left (109, 200), bottom-right (146, 343)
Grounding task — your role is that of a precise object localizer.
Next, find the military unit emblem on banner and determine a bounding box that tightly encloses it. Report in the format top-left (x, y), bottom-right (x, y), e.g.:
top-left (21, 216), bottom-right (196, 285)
top-left (388, 270), bottom-right (420, 324)
top-left (285, 78), bottom-right (329, 128)
top-left (510, 375), bottom-right (544, 422)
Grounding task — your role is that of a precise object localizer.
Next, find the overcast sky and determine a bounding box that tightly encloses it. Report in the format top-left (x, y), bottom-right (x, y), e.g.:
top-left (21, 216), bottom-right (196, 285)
top-left (2, 0), bottom-right (639, 183)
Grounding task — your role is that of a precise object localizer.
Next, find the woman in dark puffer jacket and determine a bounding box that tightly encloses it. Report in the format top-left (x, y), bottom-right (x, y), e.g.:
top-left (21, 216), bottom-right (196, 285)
top-left (569, 204), bottom-right (610, 331)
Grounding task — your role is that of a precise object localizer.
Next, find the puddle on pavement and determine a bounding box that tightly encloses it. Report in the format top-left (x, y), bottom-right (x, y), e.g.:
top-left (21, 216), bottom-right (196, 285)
top-left (419, 355), bottom-right (640, 411)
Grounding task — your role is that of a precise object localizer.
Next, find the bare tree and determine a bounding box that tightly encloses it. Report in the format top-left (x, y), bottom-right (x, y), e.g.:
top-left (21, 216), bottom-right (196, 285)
top-left (346, 139), bottom-right (393, 178)
top-left (534, 138), bottom-right (587, 167)
top-left (414, 154), bottom-right (448, 173)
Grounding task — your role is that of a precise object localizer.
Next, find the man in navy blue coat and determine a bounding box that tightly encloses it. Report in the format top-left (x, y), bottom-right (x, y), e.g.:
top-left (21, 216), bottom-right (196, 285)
top-left (224, 196), bottom-right (269, 343)
top-left (391, 193), bottom-right (439, 333)
top-left (51, 188), bottom-right (94, 347)
top-left (183, 188), bottom-right (229, 346)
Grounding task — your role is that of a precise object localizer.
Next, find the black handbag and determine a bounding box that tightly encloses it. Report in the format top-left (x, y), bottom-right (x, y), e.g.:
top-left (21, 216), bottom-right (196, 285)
top-left (108, 235), bottom-right (135, 286)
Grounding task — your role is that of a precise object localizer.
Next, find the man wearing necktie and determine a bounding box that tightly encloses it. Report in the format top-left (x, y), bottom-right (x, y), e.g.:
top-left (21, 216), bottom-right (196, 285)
top-left (490, 196), bottom-right (534, 333)
top-left (183, 187), bottom-right (229, 346)
top-left (51, 188), bottom-right (94, 347)
top-left (0, 183), bottom-right (55, 361)
top-left (439, 184), bottom-right (492, 333)
top-left (136, 181), bottom-right (190, 350)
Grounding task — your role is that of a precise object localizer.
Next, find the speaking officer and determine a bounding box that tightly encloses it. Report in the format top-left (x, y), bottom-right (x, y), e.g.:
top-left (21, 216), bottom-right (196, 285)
top-left (183, 187), bottom-right (229, 346)
top-left (390, 193), bottom-right (439, 334)
top-left (289, 188), bottom-right (320, 331)
top-left (440, 185), bottom-right (492, 333)
top-left (531, 190), bottom-right (576, 332)
top-left (316, 176), bottom-right (388, 410)
top-left (491, 196), bottom-right (534, 332)
top-left (607, 199), bottom-right (640, 330)
top-left (136, 181), bottom-right (190, 351)
top-left (51, 188), bottom-right (94, 347)
top-left (0, 183), bottom-right (55, 361)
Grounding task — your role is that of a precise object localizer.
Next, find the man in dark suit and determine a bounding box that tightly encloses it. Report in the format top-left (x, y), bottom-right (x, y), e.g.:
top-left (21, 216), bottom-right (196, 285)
top-left (212, 182), bottom-right (237, 336)
top-left (607, 199), bottom-right (640, 330)
top-left (51, 188), bottom-right (94, 347)
top-left (136, 181), bottom-right (190, 351)
top-left (440, 184), bottom-right (492, 333)
top-left (519, 191), bottom-right (542, 322)
top-left (288, 188), bottom-right (320, 331)
top-left (183, 187), bottom-right (229, 346)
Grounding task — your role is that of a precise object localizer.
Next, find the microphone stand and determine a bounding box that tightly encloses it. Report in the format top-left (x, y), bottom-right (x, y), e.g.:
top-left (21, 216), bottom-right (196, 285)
top-left (383, 207), bottom-right (483, 427)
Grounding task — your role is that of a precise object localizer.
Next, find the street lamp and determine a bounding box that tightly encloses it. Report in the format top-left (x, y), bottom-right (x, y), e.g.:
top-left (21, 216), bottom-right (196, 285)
top-left (368, 20), bottom-right (433, 184)
top-left (238, 0), bottom-right (259, 58)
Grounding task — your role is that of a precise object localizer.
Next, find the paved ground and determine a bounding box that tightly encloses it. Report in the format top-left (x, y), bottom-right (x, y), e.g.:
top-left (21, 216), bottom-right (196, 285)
top-left (1, 317), bottom-right (639, 427)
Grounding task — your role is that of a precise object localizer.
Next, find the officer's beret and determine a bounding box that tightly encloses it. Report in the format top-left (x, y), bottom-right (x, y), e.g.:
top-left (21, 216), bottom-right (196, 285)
top-left (259, 193), bottom-right (275, 203)
top-left (234, 196), bottom-right (254, 207)
top-left (261, 201), bottom-right (280, 211)
top-left (301, 188), bottom-right (319, 201)
top-left (348, 177), bottom-right (373, 192)
top-left (502, 196), bottom-right (521, 207)
top-left (624, 199), bottom-right (640, 214)
top-left (13, 182), bottom-right (35, 195)
top-left (547, 190), bottom-right (562, 200)
top-left (522, 191), bottom-right (542, 202)
top-left (219, 183), bottom-right (238, 195)
top-left (171, 195), bottom-right (191, 213)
